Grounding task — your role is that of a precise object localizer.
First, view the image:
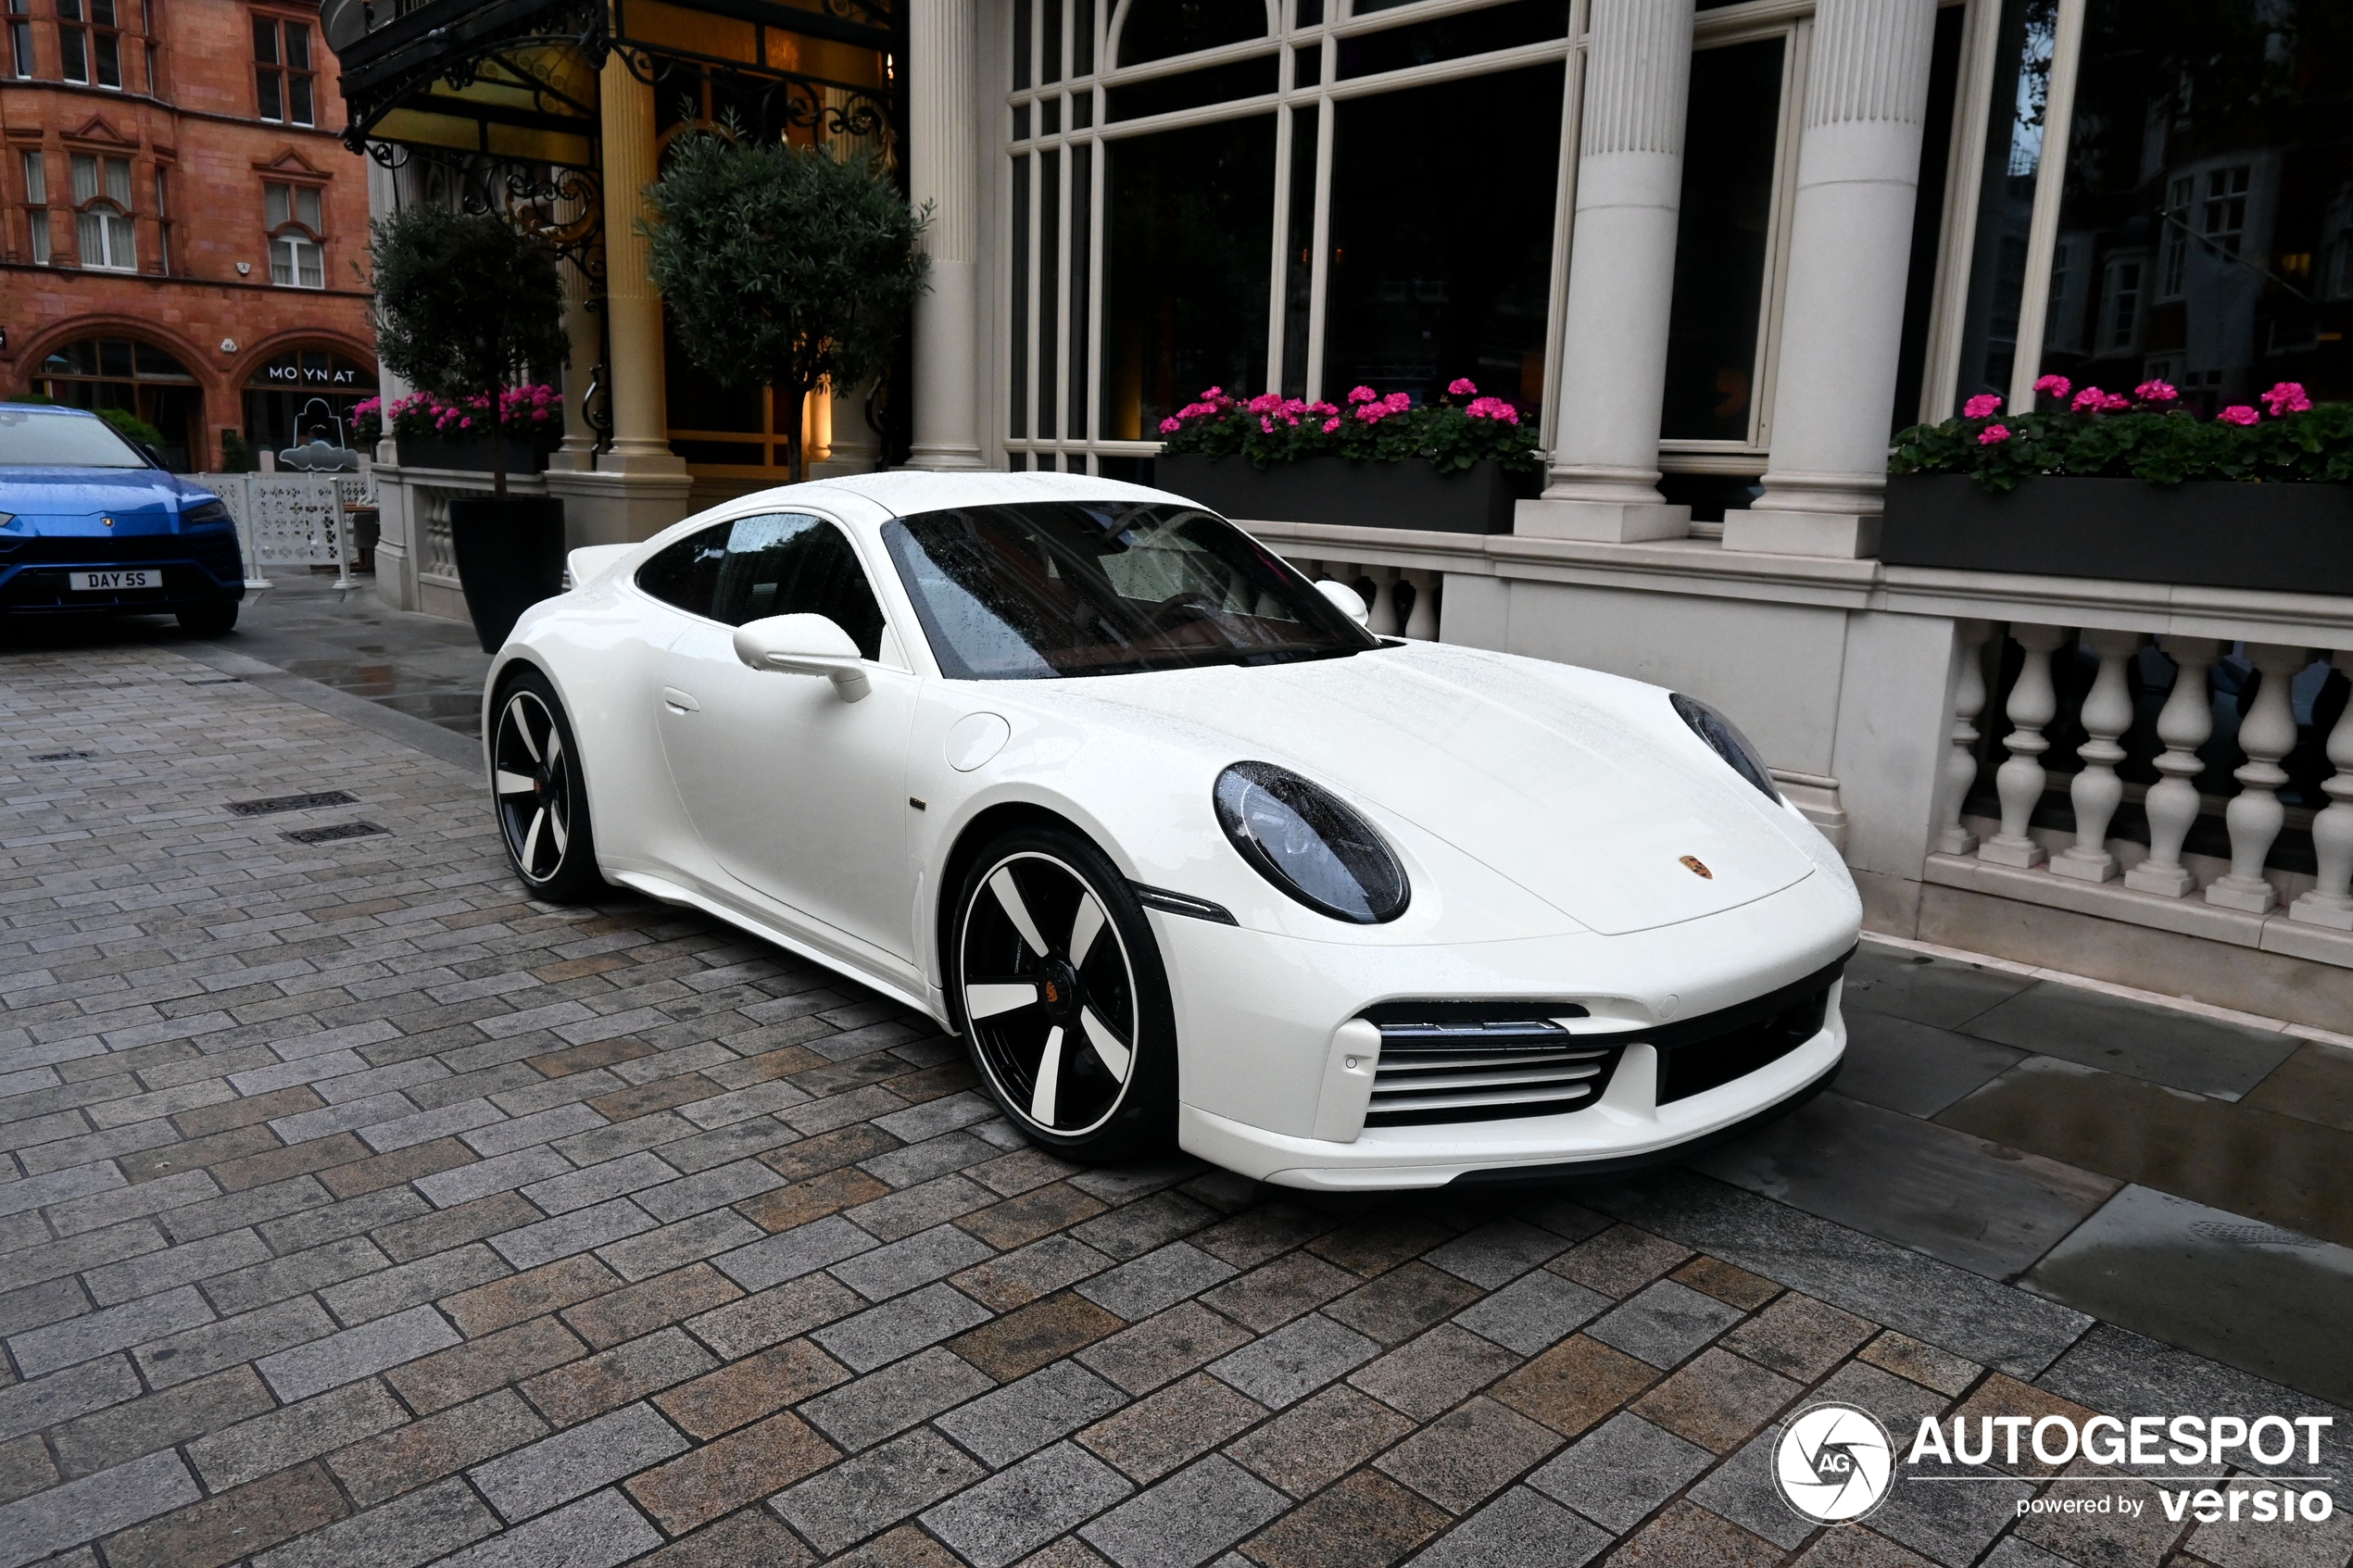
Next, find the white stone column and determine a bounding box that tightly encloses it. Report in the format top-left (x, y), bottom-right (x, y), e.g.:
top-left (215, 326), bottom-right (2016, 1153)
top-left (2051, 630), bottom-right (2142, 883)
top-left (547, 193), bottom-right (602, 474)
top-left (907, 0), bottom-right (988, 470)
top-left (2208, 645), bottom-right (2307, 913)
top-left (2291, 648), bottom-right (2353, 930)
top-left (2125, 637), bottom-right (2220, 897)
top-left (1516, 0), bottom-right (1696, 544)
top-left (1980, 624), bottom-right (2067, 869)
top-left (1724, 0), bottom-right (1937, 558)
top-left (598, 57), bottom-right (688, 479)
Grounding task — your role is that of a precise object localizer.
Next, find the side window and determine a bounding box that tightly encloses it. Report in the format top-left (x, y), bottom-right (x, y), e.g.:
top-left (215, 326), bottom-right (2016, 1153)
top-left (635, 521), bottom-right (729, 617)
top-left (713, 513), bottom-right (887, 659)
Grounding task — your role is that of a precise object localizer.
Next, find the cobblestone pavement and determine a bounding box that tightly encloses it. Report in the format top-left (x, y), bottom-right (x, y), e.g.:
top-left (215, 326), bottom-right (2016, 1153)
top-left (3, 642), bottom-right (2348, 1568)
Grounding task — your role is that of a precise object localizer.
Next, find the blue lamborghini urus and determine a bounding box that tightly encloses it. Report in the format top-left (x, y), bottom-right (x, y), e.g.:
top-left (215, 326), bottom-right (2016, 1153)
top-left (0, 404), bottom-right (245, 634)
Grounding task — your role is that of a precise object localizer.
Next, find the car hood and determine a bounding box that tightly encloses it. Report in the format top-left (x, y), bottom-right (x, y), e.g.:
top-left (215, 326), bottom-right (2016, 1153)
top-left (1046, 644), bottom-right (1818, 936)
top-left (0, 469), bottom-right (207, 528)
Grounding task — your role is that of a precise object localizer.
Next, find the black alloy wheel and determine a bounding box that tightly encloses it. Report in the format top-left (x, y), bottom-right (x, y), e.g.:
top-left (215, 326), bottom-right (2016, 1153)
top-left (490, 669), bottom-right (603, 902)
top-left (954, 828), bottom-right (1176, 1159)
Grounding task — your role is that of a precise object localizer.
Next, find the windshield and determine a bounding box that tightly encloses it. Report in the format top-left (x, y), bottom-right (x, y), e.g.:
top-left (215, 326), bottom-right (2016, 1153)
top-left (882, 500), bottom-right (1378, 679)
top-left (0, 408), bottom-right (151, 469)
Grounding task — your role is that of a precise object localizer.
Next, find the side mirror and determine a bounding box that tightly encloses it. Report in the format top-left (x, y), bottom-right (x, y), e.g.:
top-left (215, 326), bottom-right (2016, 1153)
top-left (733, 612), bottom-right (871, 702)
top-left (1316, 578), bottom-right (1369, 628)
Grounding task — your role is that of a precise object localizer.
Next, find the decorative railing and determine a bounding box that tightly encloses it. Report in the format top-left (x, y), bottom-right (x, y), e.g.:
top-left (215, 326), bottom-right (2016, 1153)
top-left (187, 472), bottom-right (362, 588)
top-left (1281, 556), bottom-right (1442, 640)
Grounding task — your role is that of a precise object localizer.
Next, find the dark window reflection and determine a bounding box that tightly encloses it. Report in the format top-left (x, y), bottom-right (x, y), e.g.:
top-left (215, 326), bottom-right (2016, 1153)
top-left (1660, 38), bottom-right (1783, 442)
top-left (1955, 0), bottom-right (2056, 406)
top-left (1102, 114), bottom-right (1276, 439)
top-left (1116, 0), bottom-right (1266, 67)
top-left (2036, 0), bottom-right (2353, 410)
top-left (1323, 64), bottom-right (1562, 415)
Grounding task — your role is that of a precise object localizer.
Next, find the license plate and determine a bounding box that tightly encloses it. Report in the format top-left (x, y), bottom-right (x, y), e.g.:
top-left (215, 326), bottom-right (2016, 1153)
top-left (68, 570), bottom-right (159, 591)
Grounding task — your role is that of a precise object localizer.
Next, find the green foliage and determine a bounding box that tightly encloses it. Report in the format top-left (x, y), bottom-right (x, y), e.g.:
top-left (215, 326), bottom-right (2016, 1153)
top-left (95, 407), bottom-right (165, 450)
top-left (220, 431), bottom-right (253, 473)
top-left (369, 206), bottom-right (569, 494)
top-left (645, 132), bottom-right (929, 480)
top-left (1157, 387), bottom-right (1544, 477)
top-left (1892, 403), bottom-right (2353, 492)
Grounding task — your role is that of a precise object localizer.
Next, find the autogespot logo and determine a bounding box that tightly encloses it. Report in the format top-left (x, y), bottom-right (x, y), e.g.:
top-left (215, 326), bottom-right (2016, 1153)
top-left (1775, 1403), bottom-right (1896, 1524)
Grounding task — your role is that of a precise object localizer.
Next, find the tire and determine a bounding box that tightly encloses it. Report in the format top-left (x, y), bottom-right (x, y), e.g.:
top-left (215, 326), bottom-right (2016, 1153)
top-left (489, 667), bottom-right (606, 903)
top-left (950, 824), bottom-right (1177, 1162)
top-left (176, 603), bottom-right (238, 635)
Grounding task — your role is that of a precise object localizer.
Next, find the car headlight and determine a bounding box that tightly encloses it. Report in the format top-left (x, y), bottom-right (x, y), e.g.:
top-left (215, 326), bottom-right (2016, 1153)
top-left (1213, 761), bottom-right (1409, 923)
top-left (182, 501), bottom-right (233, 529)
top-left (1670, 693), bottom-right (1780, 802)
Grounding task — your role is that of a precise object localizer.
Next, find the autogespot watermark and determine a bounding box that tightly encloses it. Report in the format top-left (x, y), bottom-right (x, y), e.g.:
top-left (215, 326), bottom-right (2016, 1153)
top-left (1771, 1406), bottom-right (2338, 1530)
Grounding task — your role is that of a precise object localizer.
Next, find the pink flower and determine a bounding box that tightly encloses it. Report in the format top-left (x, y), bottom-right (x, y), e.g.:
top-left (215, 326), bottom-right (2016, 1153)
top-left (1963, 393), bottom-right (2004, 419)
top-left (1465, 396), bottom-right (1520, 424)
top-left (1347, 385), bottom-right (1378, 404)
top-left (2033, 374), bottom-right (2070, 402)
top-left (1260, 416), bottom-right (1276, 433)
top-left (2262, 381), bottom-right (2313, 416)
top-left (1978, 424), bottom-right (2010, 445)
top-left (1159, 418), bottom-right (1182, 434)
top-left (1382, 392), bottom-right (1412, 412)
top-left (1247, 392), bottom-right (1284, 413)
top-left (2070, 387), bottom-right (2106, 413)
top-left (1322, 418), bottom-right (1340, 433)
top-left (2133, 380), bottom-right (2179, 404)
top-left (1306, 402), bottom-right (1337, 417)
top-left (1447, 378), bottom-right (1478, 396)
top-left (1200, 387), bottom-right (1224, 401)
top-left (2218, 405), bottom-right (2259, 426)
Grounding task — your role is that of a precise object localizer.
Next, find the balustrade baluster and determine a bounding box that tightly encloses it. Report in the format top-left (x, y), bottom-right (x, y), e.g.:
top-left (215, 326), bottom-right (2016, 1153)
top-left (2051, 629), bottom-right (2143, 883)
top-left (1979, 624), bottom-right (2067, 869)
top-left (2124, 637), bottom-right (2219, 897)
top-left (1403, 570), bottom-right (1441, 640)
top-left (1368, 568), bottom-right (1403, 636)
top-left (1936, 620), bottom-right (1994, 856)
top-left (2207, 644), bottom-right (2308, 913)
top-left (2290, 648), bottom-right (2353, 930)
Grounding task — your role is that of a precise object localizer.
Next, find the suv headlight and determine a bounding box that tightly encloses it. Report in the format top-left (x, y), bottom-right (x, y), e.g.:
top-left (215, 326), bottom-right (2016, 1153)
top-left (182, 500), bottom-right (233, 529)
top-left (1671, 693), bottom-right (1780, 802)
top-left (1213, 761), bottom-right (1409, 923)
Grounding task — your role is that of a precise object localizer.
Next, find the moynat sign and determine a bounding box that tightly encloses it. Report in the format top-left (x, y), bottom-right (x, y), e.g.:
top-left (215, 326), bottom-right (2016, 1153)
top-left (262, 363), bottom-right (362, 385)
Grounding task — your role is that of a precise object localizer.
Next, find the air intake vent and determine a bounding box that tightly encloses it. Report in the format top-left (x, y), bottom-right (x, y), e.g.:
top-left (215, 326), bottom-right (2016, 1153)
top-left (1361, 1004), bottom-right (1617, 1127)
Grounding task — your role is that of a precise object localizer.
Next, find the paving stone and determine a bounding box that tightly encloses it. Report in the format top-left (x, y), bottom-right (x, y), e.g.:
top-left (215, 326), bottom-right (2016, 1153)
top-left (201, 1236), bottom-right (392, 1316)
top-left (623, 1506), bottom-right (817, 1568)
top-left (1587, 1278), bottom-right (1749, 1370)
top-left (813, 1281), bottom-right (995, 1373)
top-left (950, 1291), bottom-right (1126, 1382)
top-left (714, 1212), bottom-right (879, 1291)
top-left (48, 1366), bottom-right (275, 1478)
top-left (771, 1426), bottom-right (986, 1557)
top-left (414, 1144), bottom-right (573, 1210)
top-left (98, 1459), bottom-right (350, 1568)
top-left (1672, 1255), bottom-right (1783, 1311)
top-left (432, 1487), bottom-right (662, 1568)
top-left (260, 1186), bottom-right (431, 1253)
top-left (80, 1229), bottom-right (270, 1308)
top-left (635, 1159), bottom-right (786, 1223)
top-left (1078, 1301), bottom-right (1253, 1396)
top-left (371, 1189), bottom-right (542, 1263)
top-left (256, 1303), bottom-right (460, 1401)
top-left (1528, 1410), bottom-right (1714, 1533)
top-left (1194, 1251), bottom-right (1356, 1335)
top-left (1856, 1332), bottom-right (1982, 1398)
top-left (321, 1241), bottom-right (510, 1325)
top-left (6, 1284), bottom-right (215, 1378)
top-left (1231, 1468), bottom-right (1443, 1568)
top-left (938, 1360), bottom-right (1128, 1467)
top-left (1491, 1334), bottom-right (1658, 1439)
top-left (249, 1475), bottom-right (499, 1568)
top-left (137, 1295), bottom-right (338, 1388)
top-left (625, 1409), bottom-right (839, 1535)
top-left (384, 1314), bottom-right (586, 1414)
top-left (832, 1222), bottom-right (997, 1301)
top-left (597, 1207), bottom-right (768, 1282)
top-left (800, 1345), bottom-right (997, 1452)
top-left (1224, 1383), bottom-right (1414, 1498)
top-left (1604, 1499), bottom-right (1785, 1568)
top-left (1376, 1391), bottom-right (1563, 1512)
top-left (1206, 1312), bottom-right (1377, 1410)
top-left (441, 1254), bottom-right (622, 1338)
top-left (918, 1440), bottom-right (1133, 1567)
top-left (738, 1168), bottom-right (895, 1233)
top-left (846, 1173), bottom-right (999, 1244)
top-left (687, 1273), bottom-right (864, 1361)
top-left (490, 1196), bottom-right (658, 1271)
top-left (959, 1234), bottom-right (1116, 1311)
top-left (0, 1449), bottom-right (200, 1568)
top-left (1631, 1346), bottom-right (1804, 1454)
top-left (1408, 1485), bottom-right (1613, 1568)
top-left (187, 1379), bottom-right (410, 1491)
top-left (328, 1387), bottom-right (551, 1505)
top-left (0, 1432), bottom-right (57, 1506)
top-left (0, 1276), bottom-right (86, 1343)
top-left (1078, 1242), bottom-right (1238, 1321)
top-left (1549, 1223), bottom-right (1694, 1298)
top-left (1424, 1218), bottom-right (1573, 1289)
top-left (468, 1399), bottom-right (691, 1522)
top-left (562, 1261), bottom-right (744, 1348)
top-left (1076, 1371), bottom-right (1265, 1484)
top-left (521, 1326), bottom-right (718, 1427)
top-left (1073, 1193), bottom-right (1217, 1263)
top-left (1077, 1453), bottom-right (1283, 1568)
top-left (655, 1337), bottom-right (849, 1438)
top-left (1349, 1321), bottom-right (1521, 1421)
top-left (1452, 1267), bottom-right (1611, 1358)
top-left (1722, 1290), bottom-right (1880, 1383)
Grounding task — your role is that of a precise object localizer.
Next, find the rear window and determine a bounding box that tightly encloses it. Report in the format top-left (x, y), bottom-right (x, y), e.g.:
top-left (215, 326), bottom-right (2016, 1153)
top-left (0, 408), bottom-right (150, 469)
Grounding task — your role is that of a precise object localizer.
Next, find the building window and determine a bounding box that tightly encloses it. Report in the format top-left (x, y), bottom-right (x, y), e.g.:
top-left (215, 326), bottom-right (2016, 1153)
top-left (69, 152), bottom-right (135, 270)
top-left (244, 348), bottom-right (378, 457)
top-left (6, 0), bottom-right (31, 79)
top-left (253, 13), bottom-right (314, 125)
top-left (264, 180), bottom-right (321, 286)
top-left (2099, 253), bottom-right (2145, 354)
top-left (59, 0), bottom-right (121, 87)
top-left (33, 336), bottom-right (202, 469)
top-left (21, 150), bottom-right (51, 264)
top-left (152, 163), bottom-right (169, 273)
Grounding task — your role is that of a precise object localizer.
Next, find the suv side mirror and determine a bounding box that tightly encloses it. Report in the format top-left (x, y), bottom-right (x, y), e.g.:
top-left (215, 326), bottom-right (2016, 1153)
top-left (732, 612), bottom-right (871, 702)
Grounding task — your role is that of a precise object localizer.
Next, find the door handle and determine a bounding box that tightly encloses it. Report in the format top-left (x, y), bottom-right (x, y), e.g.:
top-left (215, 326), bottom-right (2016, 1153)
top-left (661, 687), bottom-right (701, 713)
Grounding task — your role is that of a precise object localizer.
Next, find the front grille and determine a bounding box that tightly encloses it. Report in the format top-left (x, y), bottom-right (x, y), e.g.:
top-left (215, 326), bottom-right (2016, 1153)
top-left (1653, 962), bottom-right (1842, 1104)
top-left (1363, 1002), bottom-right (1618, 1126)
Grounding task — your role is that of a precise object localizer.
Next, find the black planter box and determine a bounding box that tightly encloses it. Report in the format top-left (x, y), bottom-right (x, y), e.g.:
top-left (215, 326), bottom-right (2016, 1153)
top-left (447, 496), bottom-right (566, 653)
top-left (1881, 473), bottom-right (2353, 596)
top-left (396, 434), bottom-right (550, 475)
top-left (1156, 453), bottom-right (1536, 534)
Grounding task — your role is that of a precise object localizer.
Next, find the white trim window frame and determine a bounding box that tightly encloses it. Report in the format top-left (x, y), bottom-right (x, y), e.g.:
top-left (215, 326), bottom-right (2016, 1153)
top-left (264, 179), bottom-right (324, 287)
top-left (69, 151), bottom-right (136, 271)
top-left (1000, 0), bottom-right (1586, 474)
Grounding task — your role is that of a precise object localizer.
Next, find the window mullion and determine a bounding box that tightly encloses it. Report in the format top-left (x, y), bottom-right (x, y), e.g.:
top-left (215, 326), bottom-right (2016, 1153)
top-left (1302, 69), bottom-right (1333, 405)
top-left (2004, 0), bottom-right (2089, 413)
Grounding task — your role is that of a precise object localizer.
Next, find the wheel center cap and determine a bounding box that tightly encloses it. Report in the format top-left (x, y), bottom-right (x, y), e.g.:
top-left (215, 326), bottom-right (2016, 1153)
top-left (1038, 959), bottom-right (1079, 1020)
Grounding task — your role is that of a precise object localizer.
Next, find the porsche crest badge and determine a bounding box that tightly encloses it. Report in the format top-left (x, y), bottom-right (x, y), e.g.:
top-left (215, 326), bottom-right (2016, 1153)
top-left (1680, 855), bottom-right (1714, 880)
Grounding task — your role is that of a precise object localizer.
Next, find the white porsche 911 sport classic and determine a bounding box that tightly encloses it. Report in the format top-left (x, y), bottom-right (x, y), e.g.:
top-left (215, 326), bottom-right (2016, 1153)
top-left (483, 470), bottom-right (1861, 1189)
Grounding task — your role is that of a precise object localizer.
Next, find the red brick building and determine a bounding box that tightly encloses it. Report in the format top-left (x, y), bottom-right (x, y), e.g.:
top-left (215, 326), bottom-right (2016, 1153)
top-left (1, 0), bottom-right (374, 470)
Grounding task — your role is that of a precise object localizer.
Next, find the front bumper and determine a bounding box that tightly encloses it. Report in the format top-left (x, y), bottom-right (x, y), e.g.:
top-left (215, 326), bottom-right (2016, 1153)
top-left (0, 537), bottom-right (245, 613)
top-left (1154, 869), bottom-right (1860, 1189)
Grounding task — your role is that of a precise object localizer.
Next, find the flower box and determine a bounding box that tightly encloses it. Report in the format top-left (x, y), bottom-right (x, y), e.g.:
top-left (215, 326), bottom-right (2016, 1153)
top-left (1157, 453), bottom-right (1535, 534)
top-left (395, 435), bottom-right (550, 475)
top-left (1881, 473), bottom-right (2353, 596)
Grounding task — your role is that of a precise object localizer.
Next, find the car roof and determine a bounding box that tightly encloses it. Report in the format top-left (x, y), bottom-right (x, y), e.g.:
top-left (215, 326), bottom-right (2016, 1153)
top-left (798, 469), bottom-right (1194, 519)
top-left (3, 405), bottom-right (103, 420)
